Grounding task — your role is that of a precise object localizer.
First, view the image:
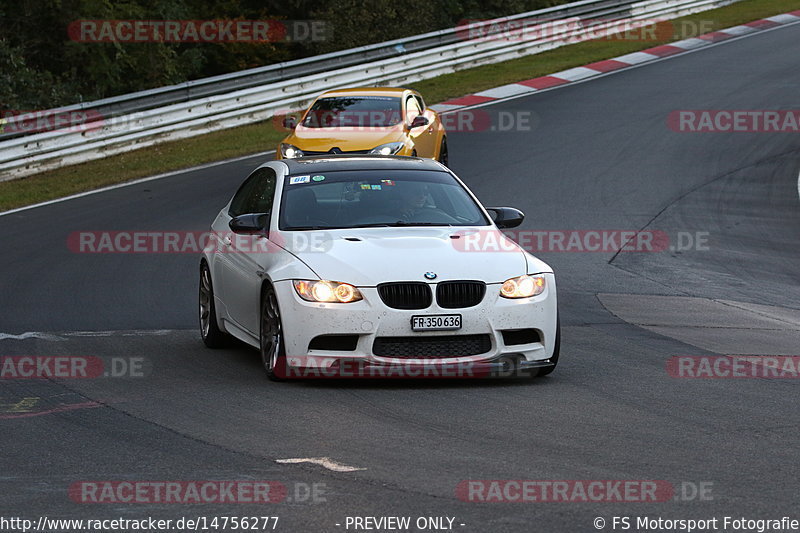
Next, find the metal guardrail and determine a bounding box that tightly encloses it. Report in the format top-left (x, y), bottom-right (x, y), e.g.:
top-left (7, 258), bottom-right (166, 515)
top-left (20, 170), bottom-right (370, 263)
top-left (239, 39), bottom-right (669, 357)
top-left (0, 0), bottom-right (738, 180)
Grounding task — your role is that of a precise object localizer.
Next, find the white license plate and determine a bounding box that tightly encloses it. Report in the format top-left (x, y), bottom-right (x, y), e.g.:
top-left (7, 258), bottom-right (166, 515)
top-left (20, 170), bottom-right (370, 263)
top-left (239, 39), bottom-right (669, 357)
top-left (411, 314), bottom-right (462, 331)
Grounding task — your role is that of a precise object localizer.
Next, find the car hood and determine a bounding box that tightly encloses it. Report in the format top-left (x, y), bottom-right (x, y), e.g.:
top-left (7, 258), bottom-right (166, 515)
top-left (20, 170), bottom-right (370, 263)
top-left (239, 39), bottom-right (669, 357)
top-left (285, 124), bottom-right (404, 152)
top-left (279, 227), bottom-right (550, 286)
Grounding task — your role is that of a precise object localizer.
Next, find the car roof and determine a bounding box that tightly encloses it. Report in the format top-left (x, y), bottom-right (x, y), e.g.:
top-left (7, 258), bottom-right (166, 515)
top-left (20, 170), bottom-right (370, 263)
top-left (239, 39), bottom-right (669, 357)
top-left (315, 87), bottom-right (411, 98)
top-left (276, 155), bottom-right (447, 175)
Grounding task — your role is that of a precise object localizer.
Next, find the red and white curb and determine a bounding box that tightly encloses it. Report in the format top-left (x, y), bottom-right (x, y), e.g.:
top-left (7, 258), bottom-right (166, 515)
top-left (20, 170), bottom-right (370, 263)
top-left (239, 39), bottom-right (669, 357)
top-left (431, 11), bottom-right (800, 113)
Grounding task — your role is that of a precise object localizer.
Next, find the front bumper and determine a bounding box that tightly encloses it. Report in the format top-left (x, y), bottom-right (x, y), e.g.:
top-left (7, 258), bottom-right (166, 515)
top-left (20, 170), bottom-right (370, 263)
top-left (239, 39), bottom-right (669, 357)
top-left (274, 274), bottom-right (557, 374)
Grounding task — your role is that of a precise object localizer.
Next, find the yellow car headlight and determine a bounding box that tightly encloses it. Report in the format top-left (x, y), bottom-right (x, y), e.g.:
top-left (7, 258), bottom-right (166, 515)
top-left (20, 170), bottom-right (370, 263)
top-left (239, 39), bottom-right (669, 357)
top-left (280, 143), bottom-right (303, 158)
top-left (293, 280), bottom-right (363, 303)
top-left (369, 142), bottom-right (404, 155)
top-left (500, 275), bottom-right (545, 299)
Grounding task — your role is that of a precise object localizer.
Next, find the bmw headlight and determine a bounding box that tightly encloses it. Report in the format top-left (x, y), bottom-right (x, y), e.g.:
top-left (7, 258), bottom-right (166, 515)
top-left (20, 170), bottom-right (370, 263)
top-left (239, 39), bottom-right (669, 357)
top-left (280, 143), bottom-right (303, 158)
top-left (293, 280), bottom-right (363, 303)
top-left (500, 275), bottom-right (545, 299)
top-left (369, 142), bottom-right (404, 155)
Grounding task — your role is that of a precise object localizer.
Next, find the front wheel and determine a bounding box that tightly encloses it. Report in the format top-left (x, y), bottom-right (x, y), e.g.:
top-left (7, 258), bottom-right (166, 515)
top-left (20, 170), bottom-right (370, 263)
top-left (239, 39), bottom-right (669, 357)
top-left (438, 137), bottom-right (448, 166)
top-left (260, 285), bottom-right (287, 381)
top-left (199, 262), bottom-right (228, 348)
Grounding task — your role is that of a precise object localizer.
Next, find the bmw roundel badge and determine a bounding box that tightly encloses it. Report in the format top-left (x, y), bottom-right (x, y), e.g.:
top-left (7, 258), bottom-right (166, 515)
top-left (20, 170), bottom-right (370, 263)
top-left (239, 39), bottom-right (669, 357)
top-left (424, 272), bottom-right (437, 280)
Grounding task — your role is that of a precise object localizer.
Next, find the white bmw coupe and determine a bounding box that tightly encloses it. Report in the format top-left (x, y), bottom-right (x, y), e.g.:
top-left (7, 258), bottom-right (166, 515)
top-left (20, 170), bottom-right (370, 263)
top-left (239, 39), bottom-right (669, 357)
top-left (200, 156), bottom-right (559, 380)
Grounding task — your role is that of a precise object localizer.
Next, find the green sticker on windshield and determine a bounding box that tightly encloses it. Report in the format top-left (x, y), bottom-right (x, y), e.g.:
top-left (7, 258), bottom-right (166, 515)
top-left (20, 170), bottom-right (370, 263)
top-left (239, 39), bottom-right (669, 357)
top-left (312, 175), bottom-right (325, 182)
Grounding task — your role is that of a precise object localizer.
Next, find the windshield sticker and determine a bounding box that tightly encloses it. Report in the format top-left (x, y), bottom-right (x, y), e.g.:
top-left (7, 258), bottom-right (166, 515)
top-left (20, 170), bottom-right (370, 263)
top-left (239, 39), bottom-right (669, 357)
top-left (289, 175), bottom-right (310, 185)
top-left (371, 184), bottom-right (382, 190)
top-left (380, 179), bottom-right (395, 186)
top-left (312, 175), bottom-right (326, 182)
top-left (344, 96), bottom-right (395, 101)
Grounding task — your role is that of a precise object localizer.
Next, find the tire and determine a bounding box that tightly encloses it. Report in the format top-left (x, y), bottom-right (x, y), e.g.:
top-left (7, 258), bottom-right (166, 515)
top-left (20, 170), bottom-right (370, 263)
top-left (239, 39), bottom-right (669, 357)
top-left (438, 137), bottom-right (449, 166)
top-left (534, 313), bottom-right (560, 377)
top-left (260, 285), bottom-right (287, 381)
top-left (199, 262), bottom-right (228, 348)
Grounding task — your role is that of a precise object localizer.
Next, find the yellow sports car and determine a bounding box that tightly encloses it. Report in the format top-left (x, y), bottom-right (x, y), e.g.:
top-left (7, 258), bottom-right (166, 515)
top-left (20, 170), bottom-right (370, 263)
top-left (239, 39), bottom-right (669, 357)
top-left (278, 87), bottom-right (448, 165)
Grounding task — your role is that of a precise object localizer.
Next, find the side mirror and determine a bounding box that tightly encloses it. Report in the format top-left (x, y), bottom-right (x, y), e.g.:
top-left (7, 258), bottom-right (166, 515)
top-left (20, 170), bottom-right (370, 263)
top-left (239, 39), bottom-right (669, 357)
top-left (229, 213), bottom-right (269, 234)
top-left (409, 115), bottom-right (429, 128)
top-left (486, 207), bottom-right (524, 229)
top-left (282, 116), bottom-right (297, 130)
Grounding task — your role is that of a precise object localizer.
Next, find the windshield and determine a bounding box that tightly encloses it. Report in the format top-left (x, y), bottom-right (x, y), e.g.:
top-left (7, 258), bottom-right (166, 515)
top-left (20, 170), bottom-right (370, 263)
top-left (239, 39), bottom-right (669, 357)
top-left (302, 96), bottom-right (402, 128)
top-left (279, 170), bottom-right (490, 230)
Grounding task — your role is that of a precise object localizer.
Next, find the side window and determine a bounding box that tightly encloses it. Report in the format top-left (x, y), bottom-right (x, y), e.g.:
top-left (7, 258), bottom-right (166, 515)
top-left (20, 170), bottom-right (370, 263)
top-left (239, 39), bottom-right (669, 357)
top-left (414, 95), bottom-right (426, 112)
top-left (405, 96), bottom-right (421, 123)
top-left (228, 167), bottom-right (277, 217)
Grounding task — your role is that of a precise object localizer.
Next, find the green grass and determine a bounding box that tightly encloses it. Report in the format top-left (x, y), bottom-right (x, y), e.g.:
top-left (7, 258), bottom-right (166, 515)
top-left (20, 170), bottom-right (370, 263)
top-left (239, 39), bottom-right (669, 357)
top-left (1, 0), bottom-right (798, 211)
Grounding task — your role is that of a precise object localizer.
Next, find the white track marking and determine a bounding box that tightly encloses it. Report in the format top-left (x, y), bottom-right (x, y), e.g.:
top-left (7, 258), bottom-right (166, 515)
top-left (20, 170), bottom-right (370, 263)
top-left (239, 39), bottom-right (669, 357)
top-left (65, 329), bottom-right (174, 337)
top-left (276, 457), bottom-right (366, 472)
top-left (669, 37), bottom-right (710, 50)
top-left (429, 103), bottom-right (464, 113)
top-left (0, 150), bottom-right (275, 217)
top-left (551, 66), bottom-right (600, 81)
top-left (474, 84), bottom-right (535, 99)
top-left (614, 51), bottom-right (659, 65)
top-left (719, 25), bottom-right (756, 36)
top-left (0, 332), bottom-right (65, 341)
top-left (766, 14), bottom-right (800, 23)
top-left (0, 329), bottom-right (179, 340)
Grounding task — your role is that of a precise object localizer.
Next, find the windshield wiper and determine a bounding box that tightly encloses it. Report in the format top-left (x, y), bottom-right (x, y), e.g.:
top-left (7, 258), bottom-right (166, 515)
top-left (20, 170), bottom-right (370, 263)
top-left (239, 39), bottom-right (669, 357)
top-left (347, 223), bottom-right (393, 228)
top-left (286, 222), bottom-right (454, 230)
top-left (350, 221), bottom-right (452, 228)
top-left (388, 221), bottom-right (453, 226)
top-left (286, 224), bottom-right (393, 230)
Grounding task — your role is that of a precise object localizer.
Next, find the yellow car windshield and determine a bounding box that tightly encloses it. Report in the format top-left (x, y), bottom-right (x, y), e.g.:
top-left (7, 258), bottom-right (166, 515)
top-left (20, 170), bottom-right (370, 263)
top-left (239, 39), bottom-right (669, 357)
top-left (302, 96), bottom-right (402, 128)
